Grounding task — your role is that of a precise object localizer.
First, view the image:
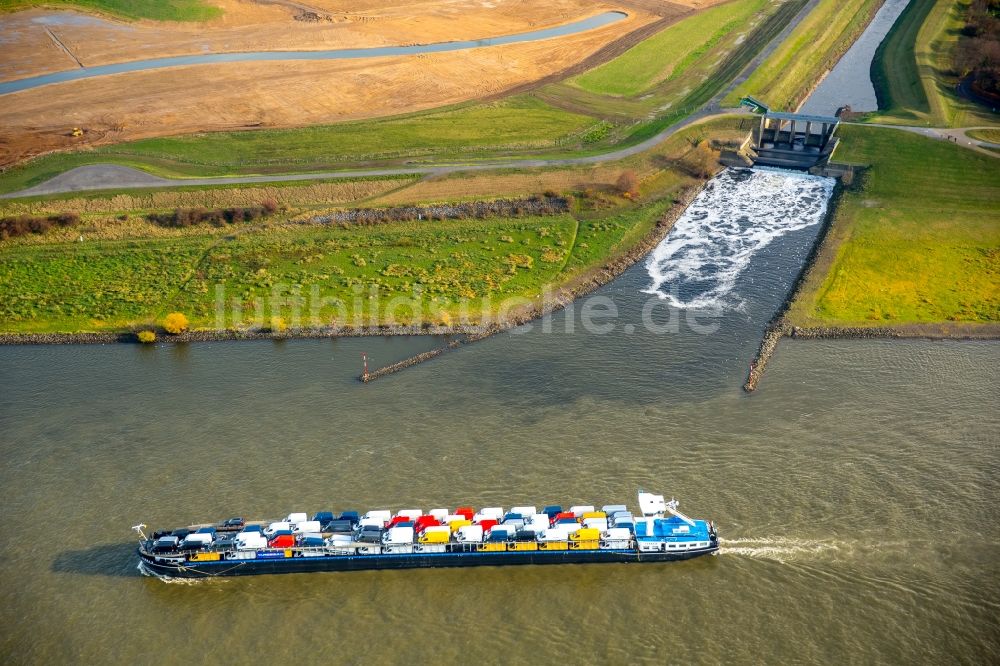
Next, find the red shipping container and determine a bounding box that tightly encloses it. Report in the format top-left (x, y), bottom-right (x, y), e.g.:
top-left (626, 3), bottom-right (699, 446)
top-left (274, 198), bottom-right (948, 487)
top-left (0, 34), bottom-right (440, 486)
top-left (455, 507), bottom-right (475, 521)
top-left (414, 516), bottom-right (440, 532)
top-left (269, 535), bottom-right (295, 548)
top-left (389, 515), bottom-right (410, 527)
top-left (477, 519), bottom-right (498, 532)
top-left (553, 512), bottom-right (575, 523)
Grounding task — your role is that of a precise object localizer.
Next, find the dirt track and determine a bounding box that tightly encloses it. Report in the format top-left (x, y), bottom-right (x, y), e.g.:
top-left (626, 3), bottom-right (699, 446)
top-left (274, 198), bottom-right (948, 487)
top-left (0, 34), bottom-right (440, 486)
top-left (0, 0), bottom-right (734, 167)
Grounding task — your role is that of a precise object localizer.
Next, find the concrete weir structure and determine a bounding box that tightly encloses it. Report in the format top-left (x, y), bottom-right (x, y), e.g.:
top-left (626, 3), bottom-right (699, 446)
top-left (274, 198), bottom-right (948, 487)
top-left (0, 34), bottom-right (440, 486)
top-left (750, 110), bottom-right (841, 170)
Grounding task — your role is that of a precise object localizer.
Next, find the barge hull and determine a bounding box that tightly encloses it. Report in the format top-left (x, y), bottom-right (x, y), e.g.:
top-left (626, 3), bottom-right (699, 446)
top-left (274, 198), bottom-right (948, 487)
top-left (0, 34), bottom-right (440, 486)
top-left (139, 546), bottom-right (718, 578)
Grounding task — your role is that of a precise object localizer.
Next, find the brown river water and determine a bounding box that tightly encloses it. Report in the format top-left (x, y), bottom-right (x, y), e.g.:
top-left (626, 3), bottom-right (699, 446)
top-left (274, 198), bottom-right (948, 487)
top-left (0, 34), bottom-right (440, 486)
top-left (1, 183), bottom-right (998, 663)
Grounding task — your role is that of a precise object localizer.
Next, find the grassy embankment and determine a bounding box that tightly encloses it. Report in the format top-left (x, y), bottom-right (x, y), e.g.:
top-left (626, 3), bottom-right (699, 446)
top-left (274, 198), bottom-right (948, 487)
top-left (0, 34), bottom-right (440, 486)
top-left (571, 0), bottom-right (771, 98)
top-left (0, 0), bottom-right (220, 20)
top-left (540, 0), bottom-right (804, 141)
top-left (0, 116), bottom-right (745, 334)
top-left (725, 0), bottom-right (883, 111)
top-left (967, 128), bottom-right (1000, 143)
top-left (786, 125), bottom-right (1000, 327)
top-left (869, 0), bottom-right (999, 127)
top-left (0, 205), bottom-right (665, 334)
top-left (0, 98), bottom-right (598, 195)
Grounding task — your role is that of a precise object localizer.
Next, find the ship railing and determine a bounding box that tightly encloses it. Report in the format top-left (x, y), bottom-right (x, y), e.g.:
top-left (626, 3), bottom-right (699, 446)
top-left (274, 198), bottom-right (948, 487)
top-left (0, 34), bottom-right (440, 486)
top-left (162, 537), bottom-right (642, 560)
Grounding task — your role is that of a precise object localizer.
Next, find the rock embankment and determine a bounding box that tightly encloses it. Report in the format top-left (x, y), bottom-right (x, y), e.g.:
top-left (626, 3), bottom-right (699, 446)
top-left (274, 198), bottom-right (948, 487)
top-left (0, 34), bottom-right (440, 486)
top-left (358, 186), bottom-right (700, 382)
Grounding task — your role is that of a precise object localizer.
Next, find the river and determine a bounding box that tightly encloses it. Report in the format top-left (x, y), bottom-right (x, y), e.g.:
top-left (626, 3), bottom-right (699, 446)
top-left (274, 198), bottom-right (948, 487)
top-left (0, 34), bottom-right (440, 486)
top-left (799, 0), bottom-right (912, 115)
top-left (0, 11), bottom-right (626, 96)
top-left (1, 169), bottom-right (998, 662)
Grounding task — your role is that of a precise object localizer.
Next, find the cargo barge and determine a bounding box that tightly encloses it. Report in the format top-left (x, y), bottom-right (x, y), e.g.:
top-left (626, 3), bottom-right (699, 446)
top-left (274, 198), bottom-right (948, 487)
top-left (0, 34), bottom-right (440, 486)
top-left (135, 492), bottom-right (718, 578)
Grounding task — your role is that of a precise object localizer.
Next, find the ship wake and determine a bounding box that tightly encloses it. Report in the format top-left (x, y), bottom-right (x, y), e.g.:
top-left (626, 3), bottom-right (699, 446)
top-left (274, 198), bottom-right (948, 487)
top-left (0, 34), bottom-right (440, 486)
top-left (719, 536), bottom-right (845, 563)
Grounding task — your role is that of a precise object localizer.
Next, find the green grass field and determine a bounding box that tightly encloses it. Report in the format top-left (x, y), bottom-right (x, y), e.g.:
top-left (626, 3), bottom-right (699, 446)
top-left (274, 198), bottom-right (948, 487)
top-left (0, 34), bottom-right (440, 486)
top-left (787, 125), bottom-right (1000, 326)
top-left (870, 0), bottom-right (933, 117)
top-left (0, 98), bottom-right (597, 195)
top-left (968, 128), bottom-right (1000, 143)
top-left (0, 200), bottom-right (671, 333)
top-left (726, 0), bottom-right (882, 110)
top-left (0, 0), bottom-right (220, 21)
top-left (870, 0), bottom-right (999, 127)
top-left (571, 0), bottom-right (767, 97)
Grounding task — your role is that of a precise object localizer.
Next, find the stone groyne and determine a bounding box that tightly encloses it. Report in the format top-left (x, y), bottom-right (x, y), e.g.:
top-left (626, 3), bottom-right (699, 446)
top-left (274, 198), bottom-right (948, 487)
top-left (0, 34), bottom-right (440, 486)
top-left (1, 187), bottom-right (702, 386)
top-left (743, 171), bottom-right (1000, 392)
top-left (743, 177), bottom-right (847, 392)
top-left (358, 186), bottom-right (701, 382)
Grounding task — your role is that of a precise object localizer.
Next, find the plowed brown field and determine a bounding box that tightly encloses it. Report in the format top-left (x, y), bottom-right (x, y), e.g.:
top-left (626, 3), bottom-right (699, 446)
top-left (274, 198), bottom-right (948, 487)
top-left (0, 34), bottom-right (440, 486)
top-left (0, 0), bottom-right (722, 166)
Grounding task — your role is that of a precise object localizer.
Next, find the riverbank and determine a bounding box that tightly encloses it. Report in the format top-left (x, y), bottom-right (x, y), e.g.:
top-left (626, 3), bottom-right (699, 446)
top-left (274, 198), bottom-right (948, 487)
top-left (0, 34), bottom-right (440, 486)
top-left (0, 186), bottom-right (699, 354)
top-left (745, 124), bottom-right (1000, 391)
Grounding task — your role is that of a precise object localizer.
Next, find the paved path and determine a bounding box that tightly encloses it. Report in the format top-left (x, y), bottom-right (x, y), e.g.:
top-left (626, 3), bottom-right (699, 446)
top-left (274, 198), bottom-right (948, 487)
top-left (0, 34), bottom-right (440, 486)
top-left (849, 123), bottom-right (1000, 159)
top-left (0, 0), bottom-right (830, 200)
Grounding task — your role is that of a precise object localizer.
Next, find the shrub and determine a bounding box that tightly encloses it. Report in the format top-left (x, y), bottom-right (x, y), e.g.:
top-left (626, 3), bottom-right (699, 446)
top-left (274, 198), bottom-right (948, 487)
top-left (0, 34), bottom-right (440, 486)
top-left (162, 312), bottom-right (190, 334)
top-left (269, 316), bottom-right (288, 333)
top-left (147, 204), bottom-right (276, 228)
top-left (0, 212), bottom-right (80, 240)
top-left (616, 170), bottom-right (640, 198)
top-left (137, 330), bottom-right (156, 344)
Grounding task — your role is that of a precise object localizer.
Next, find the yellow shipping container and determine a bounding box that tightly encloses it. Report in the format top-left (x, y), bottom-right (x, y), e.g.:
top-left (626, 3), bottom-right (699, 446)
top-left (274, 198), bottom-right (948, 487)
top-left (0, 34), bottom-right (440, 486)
top-left (570, 528), bottom-right (600, 541)
top-left (582, 511), bottom-right (607, 520)
top-left (570, 540), bottom-right (600, 550)
top-left (189, 552), bottom-right (221, 562)
top-left (419, 530), bottom-right (450, 544)
top-left (539, 541), bottom-right (568, 551)
top-left (507, 542), bottom-right (538, 552)
top-left (449, 519), bottom-right (472, 533)
top-left (478, 542), bottom-right (507, 552)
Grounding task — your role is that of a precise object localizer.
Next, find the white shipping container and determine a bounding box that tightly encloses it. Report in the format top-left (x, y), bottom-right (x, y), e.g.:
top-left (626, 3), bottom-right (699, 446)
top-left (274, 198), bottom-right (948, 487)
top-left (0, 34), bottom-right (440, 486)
top-left (429, 509), bottom-right (450, 521)
top-left (236, 534), bottom-right (267, 550)
top-left (511, 506), bottom-right (537, 516)
top-left (570, 505), bottom-right (595, 516)
top-left (583, 518), bottom-right (609, 531)
top-left (456, 525), bottom-right (484, 543)
top-left (182, 533), bottom-right (213, 546)
top-left (480, 507), bottom-right (504, 520)
top-left (292, 521), bottom-right (321, 534)
top-left (264, 521), bottom-right (291, 536)
top-left (363, 510), bottom-right (392, 524)
top-left (397, 509), bottom-right (423, 520)
top-left (285, 513), bottom-right (308, 524)
top-left (605, 528), bottom-right (632, 540)
top-left (327, 535), bottom-right (353, 545)
top-left (384, 526), bottom-right (415, 545)
top-left (537, 527), bottom-right (575, 542)
top-left (601, 539), bottom-right (631, 549)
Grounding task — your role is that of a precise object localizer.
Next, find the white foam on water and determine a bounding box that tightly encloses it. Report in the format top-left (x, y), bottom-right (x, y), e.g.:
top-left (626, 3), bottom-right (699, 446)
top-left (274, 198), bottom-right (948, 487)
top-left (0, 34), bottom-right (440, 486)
top-left (719, 536), bottom-right (845, 563)
top-left (643, 168), bottom-right (835, 309)
top-left (138, 561), bottom-right (228, 584)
